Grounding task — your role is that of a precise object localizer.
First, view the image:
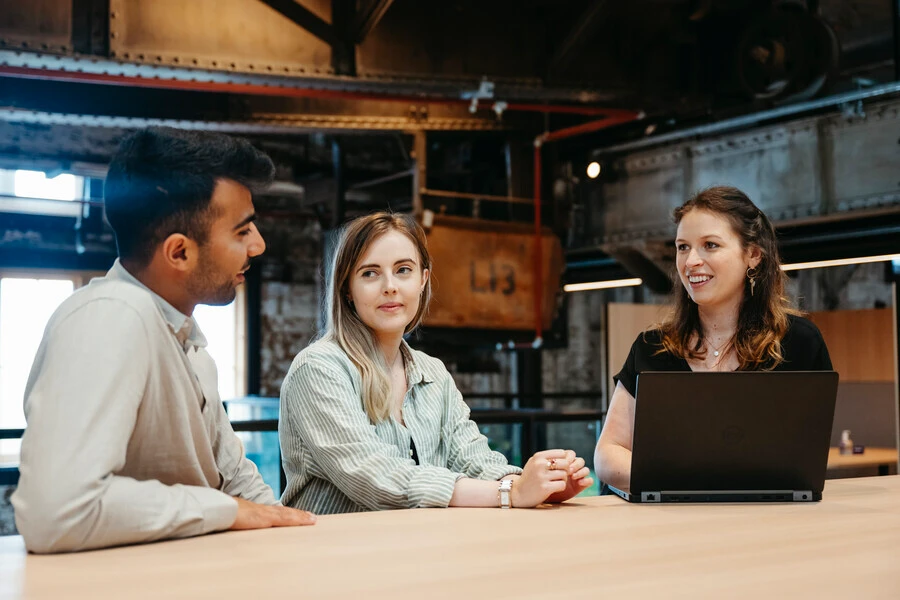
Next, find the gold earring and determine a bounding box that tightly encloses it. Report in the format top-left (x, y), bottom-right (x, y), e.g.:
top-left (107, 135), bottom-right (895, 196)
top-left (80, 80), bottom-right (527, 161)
top-left (747, 267), bottom-right (757, 297)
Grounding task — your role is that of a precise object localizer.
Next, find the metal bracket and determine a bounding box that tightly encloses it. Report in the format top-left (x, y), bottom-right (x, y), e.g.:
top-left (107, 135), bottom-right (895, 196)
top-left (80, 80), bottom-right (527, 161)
top-left (461, 78), bottom-right (495, 113)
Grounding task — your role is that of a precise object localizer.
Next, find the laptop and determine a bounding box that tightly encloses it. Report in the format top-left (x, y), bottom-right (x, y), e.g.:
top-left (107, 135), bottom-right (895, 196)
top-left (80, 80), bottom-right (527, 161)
top-left (608, 371), bottom-right (839, 503)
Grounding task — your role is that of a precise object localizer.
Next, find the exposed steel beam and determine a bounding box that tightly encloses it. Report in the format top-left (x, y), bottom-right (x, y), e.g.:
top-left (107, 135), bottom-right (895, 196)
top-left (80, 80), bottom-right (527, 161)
top-left (353, 0), bottom-right (394, 43)
top-left (258, 0), bottom-right (340, 47)
top-left (0, 64), bottom-right (640, 117)
top-left (549, 0), bottom-right (611, 75)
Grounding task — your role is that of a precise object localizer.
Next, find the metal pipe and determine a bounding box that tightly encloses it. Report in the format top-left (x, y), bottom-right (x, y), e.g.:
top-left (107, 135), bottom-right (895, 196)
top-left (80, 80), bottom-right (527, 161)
top-left (420, 187), bottom-right (534, 205)
top-left (533, 141), bottom-right (544, 347)
top-left (599, 81), bottom-right (900, 154)
top-left (894, 0), bottom-right (900, 80)
top-left (0, 64), bottom-right (636, 117)
top-left (542, 112), bottom-right (645, 142)
top-left (347, 168), bottom-right (414, 190)
top-left (527, 111), bottom-right (645, 345)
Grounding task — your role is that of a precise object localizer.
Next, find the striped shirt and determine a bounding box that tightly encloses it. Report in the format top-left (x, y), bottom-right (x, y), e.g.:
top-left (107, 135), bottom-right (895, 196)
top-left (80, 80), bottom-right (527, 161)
top-left (279, 338), bottom-right (521, 514)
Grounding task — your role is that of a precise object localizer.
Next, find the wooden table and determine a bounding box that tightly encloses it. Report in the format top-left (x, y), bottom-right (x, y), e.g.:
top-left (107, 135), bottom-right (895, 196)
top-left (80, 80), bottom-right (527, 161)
top-left (827, 447), bottom-right (899, 475)
top-left (2, 476), bottom-right (899, 599)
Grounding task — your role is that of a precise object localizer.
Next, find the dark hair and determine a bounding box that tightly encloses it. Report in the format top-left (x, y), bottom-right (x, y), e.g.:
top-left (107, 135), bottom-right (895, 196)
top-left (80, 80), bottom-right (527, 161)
top-left (104, 127), bottom-right (275, 267)
top-left (658, 186), bottom-right (798, 369)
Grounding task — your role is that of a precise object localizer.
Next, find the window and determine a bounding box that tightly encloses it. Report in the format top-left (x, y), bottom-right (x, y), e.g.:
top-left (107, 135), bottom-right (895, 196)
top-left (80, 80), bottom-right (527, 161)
top-left (0, 276), bottom-right (77, 464)
top-left (0, 167), bottom-right (247, 466)
top-left (12, 170), bottom-right (83, 201)
top-left (193, 289), bottom-right (246, 404)
top-left (0, 168), bottom-right (87, 217)
top-left (0, 277), bottom-right (247, 465)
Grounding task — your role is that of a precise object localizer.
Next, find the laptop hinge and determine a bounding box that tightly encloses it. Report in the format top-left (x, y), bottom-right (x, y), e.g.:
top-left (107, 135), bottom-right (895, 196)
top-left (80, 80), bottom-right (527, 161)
top-left (793, 491), bottom-right (814, 502)
top-left (640, 492), bottom-right (662, 503)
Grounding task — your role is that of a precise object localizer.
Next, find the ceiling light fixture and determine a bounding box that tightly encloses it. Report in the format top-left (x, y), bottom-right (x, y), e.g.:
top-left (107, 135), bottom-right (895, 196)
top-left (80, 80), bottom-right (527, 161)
top-left (781, 253), bottom-right (900, 271)
top-left (564, 278), bottom-right (643, 292)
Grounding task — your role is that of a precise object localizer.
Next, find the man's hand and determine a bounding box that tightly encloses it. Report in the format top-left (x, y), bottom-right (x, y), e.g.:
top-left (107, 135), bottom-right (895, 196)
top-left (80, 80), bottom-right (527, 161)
top-left (229, 497), bottom-right (317, 530)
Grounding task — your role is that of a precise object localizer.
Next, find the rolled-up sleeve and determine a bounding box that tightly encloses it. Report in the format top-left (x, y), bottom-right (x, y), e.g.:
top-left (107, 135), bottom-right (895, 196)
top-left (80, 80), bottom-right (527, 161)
top-left (442, 376), bottom-right (523, 481)
top-left (280, 360), bottom-right (461, 510)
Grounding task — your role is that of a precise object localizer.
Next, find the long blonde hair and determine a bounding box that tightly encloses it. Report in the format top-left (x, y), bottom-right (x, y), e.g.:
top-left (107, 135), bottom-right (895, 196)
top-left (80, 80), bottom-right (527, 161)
top-left (323, 212), bottom-right (433, 423)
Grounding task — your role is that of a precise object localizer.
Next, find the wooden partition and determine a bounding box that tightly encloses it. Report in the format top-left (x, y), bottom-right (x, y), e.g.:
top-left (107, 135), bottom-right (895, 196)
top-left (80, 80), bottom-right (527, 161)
top-left (806, 308), bottom-right (898, 453)
top-left (605, 304), bottom-right (899, 452)
top-left (606, 305), bottom-right (896, 384)
top-left (606, 303), bottom-right (668, 400)
top-left (807, 308), bottom-right (894, 382)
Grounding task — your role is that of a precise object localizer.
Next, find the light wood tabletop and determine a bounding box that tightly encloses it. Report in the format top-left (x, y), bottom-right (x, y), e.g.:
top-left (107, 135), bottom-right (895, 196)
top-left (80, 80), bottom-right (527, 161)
top-left (827, 446), bottom-right (899, 470)
top-left (2, 476), bottom-right (899, 600)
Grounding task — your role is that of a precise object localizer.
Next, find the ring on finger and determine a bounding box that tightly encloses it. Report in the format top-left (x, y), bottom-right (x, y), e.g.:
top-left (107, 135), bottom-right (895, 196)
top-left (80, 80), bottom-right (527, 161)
top-left (547, 458), bottom-right (557, 470)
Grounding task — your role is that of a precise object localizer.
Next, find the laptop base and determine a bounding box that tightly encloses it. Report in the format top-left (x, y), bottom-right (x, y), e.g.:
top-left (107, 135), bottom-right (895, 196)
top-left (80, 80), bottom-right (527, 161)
top-left (608, 485), bottom-right (820, 503)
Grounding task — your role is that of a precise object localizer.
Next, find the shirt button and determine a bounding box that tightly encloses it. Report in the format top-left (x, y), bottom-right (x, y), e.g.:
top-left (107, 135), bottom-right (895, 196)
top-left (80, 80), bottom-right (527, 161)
top-left (409, 449), bottom-right (413, 456)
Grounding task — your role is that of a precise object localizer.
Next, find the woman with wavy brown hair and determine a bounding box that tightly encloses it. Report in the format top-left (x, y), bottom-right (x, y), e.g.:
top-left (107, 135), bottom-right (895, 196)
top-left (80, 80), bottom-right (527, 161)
top-left (594, 186), bottom-right (833, 490)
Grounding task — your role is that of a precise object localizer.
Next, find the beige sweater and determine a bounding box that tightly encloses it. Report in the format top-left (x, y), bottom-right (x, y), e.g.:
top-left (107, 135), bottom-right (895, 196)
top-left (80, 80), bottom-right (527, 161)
top-left (12, 261), bottom-right (275, 553)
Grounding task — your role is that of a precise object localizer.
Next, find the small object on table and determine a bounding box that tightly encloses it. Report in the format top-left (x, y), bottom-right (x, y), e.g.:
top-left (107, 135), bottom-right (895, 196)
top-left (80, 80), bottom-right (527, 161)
top-left (852, 445), bottom-right (866, 454)
top-left (839, 430), bottom-right (854, 456)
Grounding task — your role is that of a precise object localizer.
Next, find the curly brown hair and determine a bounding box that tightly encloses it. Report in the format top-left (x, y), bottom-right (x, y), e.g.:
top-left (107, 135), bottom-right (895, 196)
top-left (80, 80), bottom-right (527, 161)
top-left (657, 186), bottom-right (799, 369)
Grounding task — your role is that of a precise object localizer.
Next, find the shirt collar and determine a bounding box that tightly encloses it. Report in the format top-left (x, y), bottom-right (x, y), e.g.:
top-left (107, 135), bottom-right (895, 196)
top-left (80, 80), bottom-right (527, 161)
top-left (401, 338), bottom-right (434, 385)
top-left (107, 259), bottom-right (208, 350)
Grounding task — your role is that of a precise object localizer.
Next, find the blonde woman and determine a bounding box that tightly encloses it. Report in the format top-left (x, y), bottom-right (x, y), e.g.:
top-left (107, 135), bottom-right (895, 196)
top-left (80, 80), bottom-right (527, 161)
top-left (280, 212), bottom-right (593, 514)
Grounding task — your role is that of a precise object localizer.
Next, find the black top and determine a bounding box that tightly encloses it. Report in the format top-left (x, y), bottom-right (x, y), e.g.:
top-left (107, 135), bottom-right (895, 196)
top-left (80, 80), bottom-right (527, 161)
top-left (614, 314), bottom-right (834, 398)
top-left (410, 438), bottom-right (419, 465)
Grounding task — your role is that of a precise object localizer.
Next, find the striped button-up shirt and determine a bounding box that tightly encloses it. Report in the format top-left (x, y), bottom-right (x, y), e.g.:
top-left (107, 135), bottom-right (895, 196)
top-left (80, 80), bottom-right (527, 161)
top-left (279, 338), bottom-right (521, 514)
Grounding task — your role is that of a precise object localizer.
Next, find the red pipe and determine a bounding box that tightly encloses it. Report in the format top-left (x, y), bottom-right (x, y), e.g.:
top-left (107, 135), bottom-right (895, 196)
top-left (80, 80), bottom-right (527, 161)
top-left (0, 65), bottom-right (634, 117)
top-left (541, 112), bottom-right (644, 142)
top-left (533, 140), bottom-right (544, 346)
top-left (530, 110), bottom-right (643, 346)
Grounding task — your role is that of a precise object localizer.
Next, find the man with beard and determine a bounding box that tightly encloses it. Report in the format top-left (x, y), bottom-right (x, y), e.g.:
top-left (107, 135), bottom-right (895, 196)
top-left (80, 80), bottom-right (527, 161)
top-left (12, 127), bottom-right (316, 553)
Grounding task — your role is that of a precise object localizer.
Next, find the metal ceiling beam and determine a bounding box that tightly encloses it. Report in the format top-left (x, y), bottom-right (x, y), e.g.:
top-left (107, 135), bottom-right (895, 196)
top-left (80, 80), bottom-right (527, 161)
top-left (258, 0), bottom-right (340, 47)
top-left (330, 0), bottom-right (356, 75)
top-left (596, 80), bottom-right (900, 155)
top-left (0, 107), bottom-right (507, 133)
top-left (0, 50), bottom-right (623, 107)
top-left (894, 0), bottom-right (900, 80)
top-left (353, 0), bottom-right (394, 44)
top-left (549, 0), bottom-right (611, 75)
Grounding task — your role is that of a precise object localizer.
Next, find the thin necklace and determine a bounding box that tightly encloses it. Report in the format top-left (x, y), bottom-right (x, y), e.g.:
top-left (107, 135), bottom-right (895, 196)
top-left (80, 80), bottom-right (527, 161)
top-left (706, 336), bottom-right (732, 358)
top-left (705, 338), bottom-right (733, 370)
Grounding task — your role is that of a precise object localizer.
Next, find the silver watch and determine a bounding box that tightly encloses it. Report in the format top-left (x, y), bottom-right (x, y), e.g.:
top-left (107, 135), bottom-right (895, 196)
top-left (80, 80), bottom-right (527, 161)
top-left (498, 479), bottom-right (513, 509)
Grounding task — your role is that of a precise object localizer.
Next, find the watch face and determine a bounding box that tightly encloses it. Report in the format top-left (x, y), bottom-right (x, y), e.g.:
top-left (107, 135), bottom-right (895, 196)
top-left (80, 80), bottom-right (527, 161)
top-left (499, 480), bottom-right (512, 508)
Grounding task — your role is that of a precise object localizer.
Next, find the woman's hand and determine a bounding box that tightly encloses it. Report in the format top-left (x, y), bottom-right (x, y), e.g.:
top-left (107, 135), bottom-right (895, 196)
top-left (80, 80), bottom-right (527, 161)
top-left (544, 450), bottom-right (594, 504)
top-left (510, 449), bottom-right (570, 508)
